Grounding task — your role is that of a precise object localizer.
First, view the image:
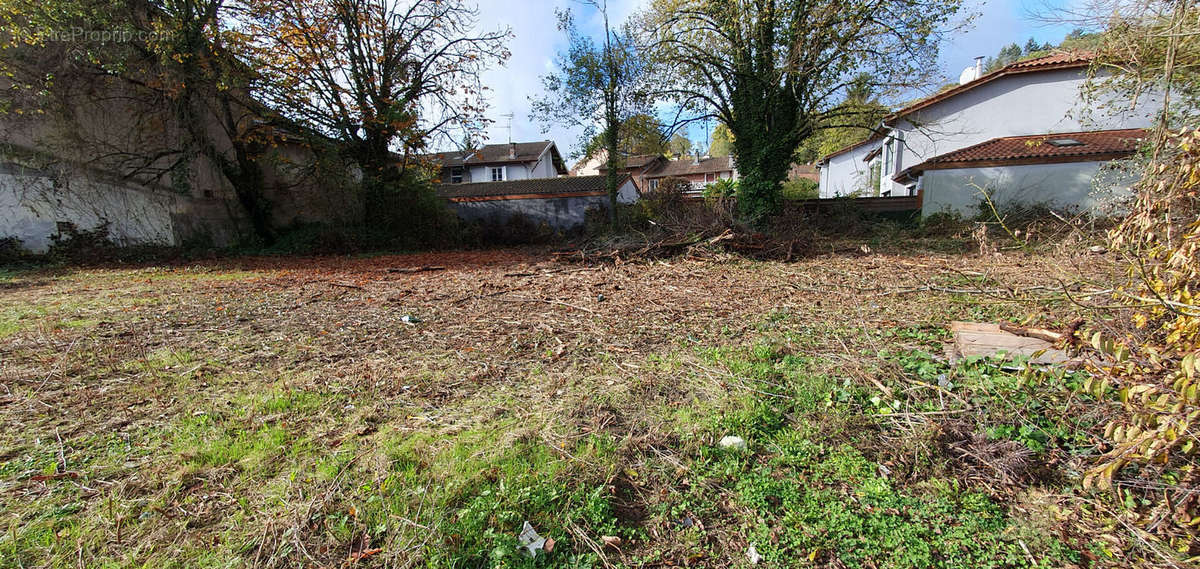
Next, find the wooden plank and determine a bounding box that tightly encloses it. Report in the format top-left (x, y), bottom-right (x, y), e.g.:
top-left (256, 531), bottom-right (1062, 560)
top-left (949, 321), bottom-right (1069, 364)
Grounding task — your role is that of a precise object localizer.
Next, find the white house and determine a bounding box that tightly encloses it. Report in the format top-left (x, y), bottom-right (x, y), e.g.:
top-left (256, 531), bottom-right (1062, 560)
top-left (426, 141), bottom-right (567, 184)
top-left (816, 52), bottom-right (1158, 216)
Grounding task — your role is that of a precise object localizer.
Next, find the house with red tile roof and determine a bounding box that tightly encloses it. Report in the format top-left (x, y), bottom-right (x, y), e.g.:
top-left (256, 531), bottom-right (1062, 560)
top-left (639, 155), bottom-right (737, 196)
top-left (816, 51), bottom-right (1159, 216)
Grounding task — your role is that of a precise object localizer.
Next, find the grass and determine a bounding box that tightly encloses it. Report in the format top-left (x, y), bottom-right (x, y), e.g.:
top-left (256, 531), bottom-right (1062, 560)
top-left (0, 242), bottom-right (1161, 567)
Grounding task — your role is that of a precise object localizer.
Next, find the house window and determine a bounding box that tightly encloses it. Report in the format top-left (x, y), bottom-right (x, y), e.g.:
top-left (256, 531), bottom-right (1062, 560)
top-left (450, 166), bottom-right (464, 184)
top-left (490, 166), bottom-right (505, 182)
top-left (649, 179), bottom-right (659, 190)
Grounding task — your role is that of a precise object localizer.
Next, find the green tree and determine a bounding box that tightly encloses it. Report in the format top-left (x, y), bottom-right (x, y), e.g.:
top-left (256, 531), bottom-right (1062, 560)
top-left (643, 0), bottom-right (962, 224)
top-left (985, 42), bottom-right (1024, 72)
top-left (668, 132), bottom-right (693, 158)
top-left (580, 113), bottom-right (668, 159)
top-left (796, 73), bottom-right (889, 164)
top-left (532, 3), bottom-right (653, 227)
top-left (709, 123), bottom-right (733, 157)
top-left (1024, 37), bottom-right (1041, 54)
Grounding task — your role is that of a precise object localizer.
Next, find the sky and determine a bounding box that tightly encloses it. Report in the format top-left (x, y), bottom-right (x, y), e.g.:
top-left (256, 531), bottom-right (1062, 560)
top-left (465, 0), bottom-right (1085, 163)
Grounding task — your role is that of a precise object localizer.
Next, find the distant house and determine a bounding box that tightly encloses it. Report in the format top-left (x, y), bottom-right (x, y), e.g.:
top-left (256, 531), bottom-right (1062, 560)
top-left (427, 141), bottom-right (567, 184)
top-left (596, 154), bottom-right (668, 192)
top-left (437, 175), bottom-right (638, 231)
top-left (788, 164), bottom-right (819, 183)
top-left (641, 155), bottom-right (737, 196)
top-left (816, 52), bottom-right (1158, 216)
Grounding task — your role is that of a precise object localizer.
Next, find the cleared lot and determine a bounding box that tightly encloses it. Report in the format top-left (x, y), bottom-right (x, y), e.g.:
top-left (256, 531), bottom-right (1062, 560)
top-left (0, 241), bottom-right (1121, 567)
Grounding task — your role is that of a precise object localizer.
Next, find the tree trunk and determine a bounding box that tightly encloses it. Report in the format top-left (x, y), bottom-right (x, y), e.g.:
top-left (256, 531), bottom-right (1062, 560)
top-left (603, 108), bottom-right (621, 229)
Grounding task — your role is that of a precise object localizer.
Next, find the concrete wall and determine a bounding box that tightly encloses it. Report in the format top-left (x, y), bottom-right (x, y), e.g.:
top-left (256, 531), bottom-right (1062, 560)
top-left (449, 180), bottom-right (637, 231)
top-left (920, 160), bottom-right (1138, 218)
top-left (819, 68), bottom-right (1159, 198)
top-left (0, 156), bottom-right (238, 252)
top-left (0, 63), bottom-right (358, 253)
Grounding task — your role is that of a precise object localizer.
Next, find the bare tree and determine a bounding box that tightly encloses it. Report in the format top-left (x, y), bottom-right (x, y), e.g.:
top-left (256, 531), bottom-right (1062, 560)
top-left (245, 0), bottom-right (510, 223)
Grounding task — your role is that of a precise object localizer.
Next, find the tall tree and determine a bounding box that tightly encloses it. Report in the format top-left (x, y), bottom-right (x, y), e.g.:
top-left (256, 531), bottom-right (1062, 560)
top-left (709, 123), bottom-right (733, 157)
top-left (245, 0), bottom-right (509, 225)
top-left (643, 0), bottom-right (962, 224)
top-left (580, 112), bottom-right (669, 159)
top-left (985, 42), bottom-right (1024, 72)
top-left (532, 3), bottom-right (653, 227)
top-left (795, 72), bottom-right (889, 163)
top-left (667, 131), bottom-right (693, 157)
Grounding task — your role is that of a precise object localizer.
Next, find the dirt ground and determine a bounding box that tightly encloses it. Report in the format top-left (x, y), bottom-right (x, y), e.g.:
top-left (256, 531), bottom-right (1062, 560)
top-left (0, 240), bottom-right (1127, 567)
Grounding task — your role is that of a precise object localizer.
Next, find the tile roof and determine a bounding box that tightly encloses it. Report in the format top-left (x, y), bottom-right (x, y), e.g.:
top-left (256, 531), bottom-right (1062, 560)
top-left (436, 174), bottom-right (627, 200)
top-left (422, 141), bottom-right (568, 174)
top-left (470, 141), bottom-right (554, 164)
top-left (597, 154), bottom-right (666, 172)
top-left (644, 156), bottom-right (734, 178)
top-left (820, 51), bottom-right (1096, 162)
top-left (897, 128), bottom-right (1149, 179)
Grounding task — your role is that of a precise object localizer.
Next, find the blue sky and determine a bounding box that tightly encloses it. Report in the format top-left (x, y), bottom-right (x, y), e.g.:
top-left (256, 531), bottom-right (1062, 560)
top-left (470, 0), bottom-right (1084, 161)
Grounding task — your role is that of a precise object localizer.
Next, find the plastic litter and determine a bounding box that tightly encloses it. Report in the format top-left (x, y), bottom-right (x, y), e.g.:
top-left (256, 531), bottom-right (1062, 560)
top-left (718, 435), bottom-right (747, 450)
top-left (517, 521), bottom-right (553, 557)
top-left (746, 542), bottom-right (763, 564)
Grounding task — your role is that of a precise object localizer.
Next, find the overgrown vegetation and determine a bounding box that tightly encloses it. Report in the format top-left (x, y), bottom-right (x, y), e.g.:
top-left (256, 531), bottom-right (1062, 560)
top-left (1, 240), bottom-right (1139, 567)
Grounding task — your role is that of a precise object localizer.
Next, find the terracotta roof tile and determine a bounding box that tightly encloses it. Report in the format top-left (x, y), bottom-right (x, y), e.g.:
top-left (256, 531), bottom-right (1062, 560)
top-left (436, 174), bottom-right (627, 200)
top-left (421, 141), bottom-right (567, 174)
top-left (898, 128), bottom-right (1148, 179)
top-left (644, 156), bottom-right (734, 178)
top-left (597, 154), bottom-right (665, 172)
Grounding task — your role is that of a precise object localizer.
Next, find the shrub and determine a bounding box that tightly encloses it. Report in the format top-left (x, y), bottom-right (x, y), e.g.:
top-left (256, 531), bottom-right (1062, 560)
top-left (1080, 128), bottom-right (1200, 552)
top-left (780, 178), bottom-right (819, 200)
top-left (702, 178), bottom-right (738, 199)
top-left (47, 222), bottom-right (119, 263)
top-left (0, 237), bottom-right (31, 264)
top-left (360, 170), bottom-right (464, 249)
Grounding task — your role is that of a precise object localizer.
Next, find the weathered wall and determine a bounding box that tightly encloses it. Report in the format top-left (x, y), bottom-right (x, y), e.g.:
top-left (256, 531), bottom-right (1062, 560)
top-left (0, 150), bottom-right (243, 252)
top-left (0, 63), bottom-right (358, 252)
top-left (920, 161), bottom-right (1137, 217)
top-left (451, 195), bottom-right (610, 231)
top-left (449, 180), bottom-right (637, 231)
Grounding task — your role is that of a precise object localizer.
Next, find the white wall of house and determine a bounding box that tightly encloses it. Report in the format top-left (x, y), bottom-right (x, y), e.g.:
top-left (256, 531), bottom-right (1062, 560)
top-left (819, 68), bottom-right (1159, 199)
top-left (462, 145), bottom-right (560, 184)
top-left (529, 146), bottom-right (561, 178)
top-left (819, 143), bottom-right (876, 198)
top-left (920, 161), bottom-right (1138, 217)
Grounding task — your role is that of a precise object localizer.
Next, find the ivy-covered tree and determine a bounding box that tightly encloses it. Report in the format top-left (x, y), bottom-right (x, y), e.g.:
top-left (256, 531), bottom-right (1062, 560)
top-left (642, 0), bottom-right (963, 224)
top-left (532, 3), bottom-right (653, 227)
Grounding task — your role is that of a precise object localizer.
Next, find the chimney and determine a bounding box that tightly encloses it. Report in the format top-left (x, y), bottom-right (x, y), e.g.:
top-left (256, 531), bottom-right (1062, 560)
top-left (974, 56), bottom-right (984, 77)
top-left (508, 142), bottom-right (517, 159)
top-left (692, 150), bottom-right (700, 166)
